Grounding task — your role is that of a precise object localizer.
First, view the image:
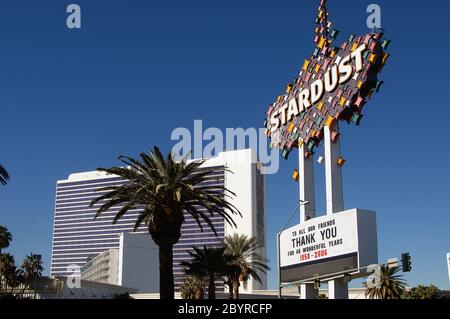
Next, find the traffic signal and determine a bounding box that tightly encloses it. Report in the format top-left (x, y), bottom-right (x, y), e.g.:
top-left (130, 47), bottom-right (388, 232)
top-left (314, 279), bottom-right (321, 290)
top-left (313, 274), bottom-right (321, 289)
top-left (401, 253), bottom-right (412, 272)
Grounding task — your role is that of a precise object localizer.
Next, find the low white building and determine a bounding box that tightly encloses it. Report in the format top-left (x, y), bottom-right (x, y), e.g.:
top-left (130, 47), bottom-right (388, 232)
top-left (130, 288), bottom-right (398, 300)
top-left (81, 249), bottom-right (119, 285)
top-left (81, 233), bottom-right (159, 293)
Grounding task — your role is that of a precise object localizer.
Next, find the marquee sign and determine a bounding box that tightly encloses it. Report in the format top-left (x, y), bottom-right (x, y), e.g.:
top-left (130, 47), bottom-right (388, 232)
top-left (264, 0), bottom-right (390, 159)
top-left (280, 209), bottom-right (378, 282)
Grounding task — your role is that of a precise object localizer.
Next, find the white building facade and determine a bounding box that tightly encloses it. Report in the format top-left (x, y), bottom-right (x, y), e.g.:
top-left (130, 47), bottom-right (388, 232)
top-left (81, 249), bottom-right (119, 285)
top-left (80, 233), bottom-right (159, 292)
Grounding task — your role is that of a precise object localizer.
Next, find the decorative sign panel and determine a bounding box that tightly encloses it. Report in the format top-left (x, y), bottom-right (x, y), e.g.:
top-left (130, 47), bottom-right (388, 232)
top-left (264, 0), bottom-right (390, 160)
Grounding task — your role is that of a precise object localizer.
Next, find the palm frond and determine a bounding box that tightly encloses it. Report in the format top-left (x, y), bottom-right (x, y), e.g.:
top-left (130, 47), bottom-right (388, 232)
top-left (0, 165), bottom-right (10, 186)
top-left (89, 147), bottom-right (241, 247)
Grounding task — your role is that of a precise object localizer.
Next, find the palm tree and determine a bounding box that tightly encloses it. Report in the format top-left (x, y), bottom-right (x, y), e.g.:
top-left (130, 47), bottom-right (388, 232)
top-left (20, 254), bottom-right (43, 299)
top-left (364, 265), bottom-right (407, 299)
top-left (180, 277), bottom-right (206, 300)
top-left (0, 165), bottom-right (9, 186)
top-left (89, 147), bottom-right (240, 299)
top-left (223, 234), bottom-right (270, 299)
top-left (4, 267), bottom-right (23, 295)
top-left (0, 253), bottom-right (16, 294)
top-left (0, 225), bottom-right (12, 255)
top-left (181, 246), bottom-right (226, 299)
top-left (403, 285), bottom-right (440, 299)
top-left (21, 254), bottom-right (44, 284)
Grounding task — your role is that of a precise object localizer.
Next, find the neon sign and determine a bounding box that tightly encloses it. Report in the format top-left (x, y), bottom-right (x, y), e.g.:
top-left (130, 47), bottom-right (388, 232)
top-left (264, 0), bottom-right (390, 159)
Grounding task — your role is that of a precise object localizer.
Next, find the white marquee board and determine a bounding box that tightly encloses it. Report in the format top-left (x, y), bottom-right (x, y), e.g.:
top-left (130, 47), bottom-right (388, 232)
top-left (280, 209), bottom-right (378, 282)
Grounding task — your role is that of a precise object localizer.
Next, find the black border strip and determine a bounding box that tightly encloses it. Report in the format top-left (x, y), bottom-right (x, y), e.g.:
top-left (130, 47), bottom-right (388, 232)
top-left (280, 252), bottom-right (358, 271)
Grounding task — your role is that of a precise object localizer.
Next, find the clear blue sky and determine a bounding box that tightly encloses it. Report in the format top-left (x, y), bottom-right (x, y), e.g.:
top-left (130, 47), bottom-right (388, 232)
top-left (0, 0), bottom-right (449, 290)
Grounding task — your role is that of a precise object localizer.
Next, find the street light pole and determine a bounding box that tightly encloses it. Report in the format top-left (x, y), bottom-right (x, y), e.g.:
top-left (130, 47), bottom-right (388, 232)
top-left (278, 200), bottom-right (309, 299)
top-left (277, 231), bottom-right (282, 299)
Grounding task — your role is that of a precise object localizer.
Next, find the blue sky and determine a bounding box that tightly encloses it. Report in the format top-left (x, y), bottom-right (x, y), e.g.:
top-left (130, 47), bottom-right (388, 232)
top-left (0, 0), bottom-right (449, 290)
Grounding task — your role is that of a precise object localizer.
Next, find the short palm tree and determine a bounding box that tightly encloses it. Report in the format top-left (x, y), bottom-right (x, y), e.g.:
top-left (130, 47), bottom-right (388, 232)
top-left (364, 265), bottom-right (407, 299)
top-left (224, 234), bottom-right (269, 299)
top-left (0, 253), bottom-right (16, 294)
top-left (0, 165), bottom-right (9, 186)
top-left (89, 147), bottom-right (240, 299)
top-left (0, 225), bottom-right (12, 255)
top-left (181, 246), bottom-right (226, 299)
top-left (180, 277), bottom-right (206, 300)
top-left (4, 267), bottom-right (23, 295)
top-left (21, 254), bottom-right (44, 285)
top-left (403, 285), bottom-right (439, 299)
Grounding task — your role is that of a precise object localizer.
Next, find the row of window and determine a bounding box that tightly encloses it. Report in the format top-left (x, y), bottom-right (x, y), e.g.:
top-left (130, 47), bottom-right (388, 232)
top-left (56, 191), bottom-right (107, 198)
top-left (54, 206), bottom-right (125, 213)
top-left (56, 171), bottom-right (225, 192)
top-left (56, 197), bottom-right (106, 206)
top-left (51, 243), bottom-right (225, 268)
top-left (54, 219), bottom-right (142, 229)
top-left (53, 234), bottom-right (224, 246)
top-left (51, 250), bottom-right (198, 268)
top-left (53, 226), bottom-right (224, 243)
top-left (55, 178), bottom-right (224, 197)
top-left (54, 210), bottom-right (142, 220)
top-left (54, 223), bottom-right (137, 233)
top-left (57, 176), bottom-right (126, 187)
top-left (53, 224), bottom-right (224, 240)
top-left (54, 222), bottom-right (224, 234)
top-left (56, 179), bottom-right (225, 197)
top-left (54, 216), bottom-right (224, 229)
top-left (54, 201), bottom-right (225, 214)
top-left (52, 234), bottom-right (225, 253)
top-left (54, 213), bottom-right (224, 224)
top-left (54, 216), bottom-right (140, 225)
top-left (51, 240), bottom-right (224, 260)
top-left (54, 187), bottom-right (224, 208)
top-left (53, 229), bottom-right (147, 238)
top-left (52, 231), bottom-right (225, 249)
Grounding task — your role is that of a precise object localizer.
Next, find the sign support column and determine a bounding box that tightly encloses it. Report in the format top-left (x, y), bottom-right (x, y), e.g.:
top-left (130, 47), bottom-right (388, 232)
top-left (324, 122), bottom-right (344, 214)
top-left (328, 278), bottom-right (349, 299)
top-left (324, 121), bottom-right (348, 299)
top-left (299, 145), bottom-right (317, 299)
top-left (299, 144), bottom-right (316, 222)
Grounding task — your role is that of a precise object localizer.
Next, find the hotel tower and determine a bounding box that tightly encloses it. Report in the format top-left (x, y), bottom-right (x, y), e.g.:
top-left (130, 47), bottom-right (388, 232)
top-left (50, 149), bottom-right (267, 293)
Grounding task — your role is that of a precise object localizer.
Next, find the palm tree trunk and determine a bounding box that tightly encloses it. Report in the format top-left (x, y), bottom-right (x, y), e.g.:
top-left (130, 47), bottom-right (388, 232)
top-left (20, 285), bottom-right (27, 299)
top-left (232, 280), bottom-right (240, 300)
top-left (227, 279), bottom-right (233, 299)
top-left (208, 273), bottom-right (216, 300)
top-left (159, 242), bottom-right (175, 300)
top-left (195, 288), bottom-right (204, 300)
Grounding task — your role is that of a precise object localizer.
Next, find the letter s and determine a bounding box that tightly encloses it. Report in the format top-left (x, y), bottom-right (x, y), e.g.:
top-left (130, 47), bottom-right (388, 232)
top-left (270, 111), bottom-right (281, 132)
